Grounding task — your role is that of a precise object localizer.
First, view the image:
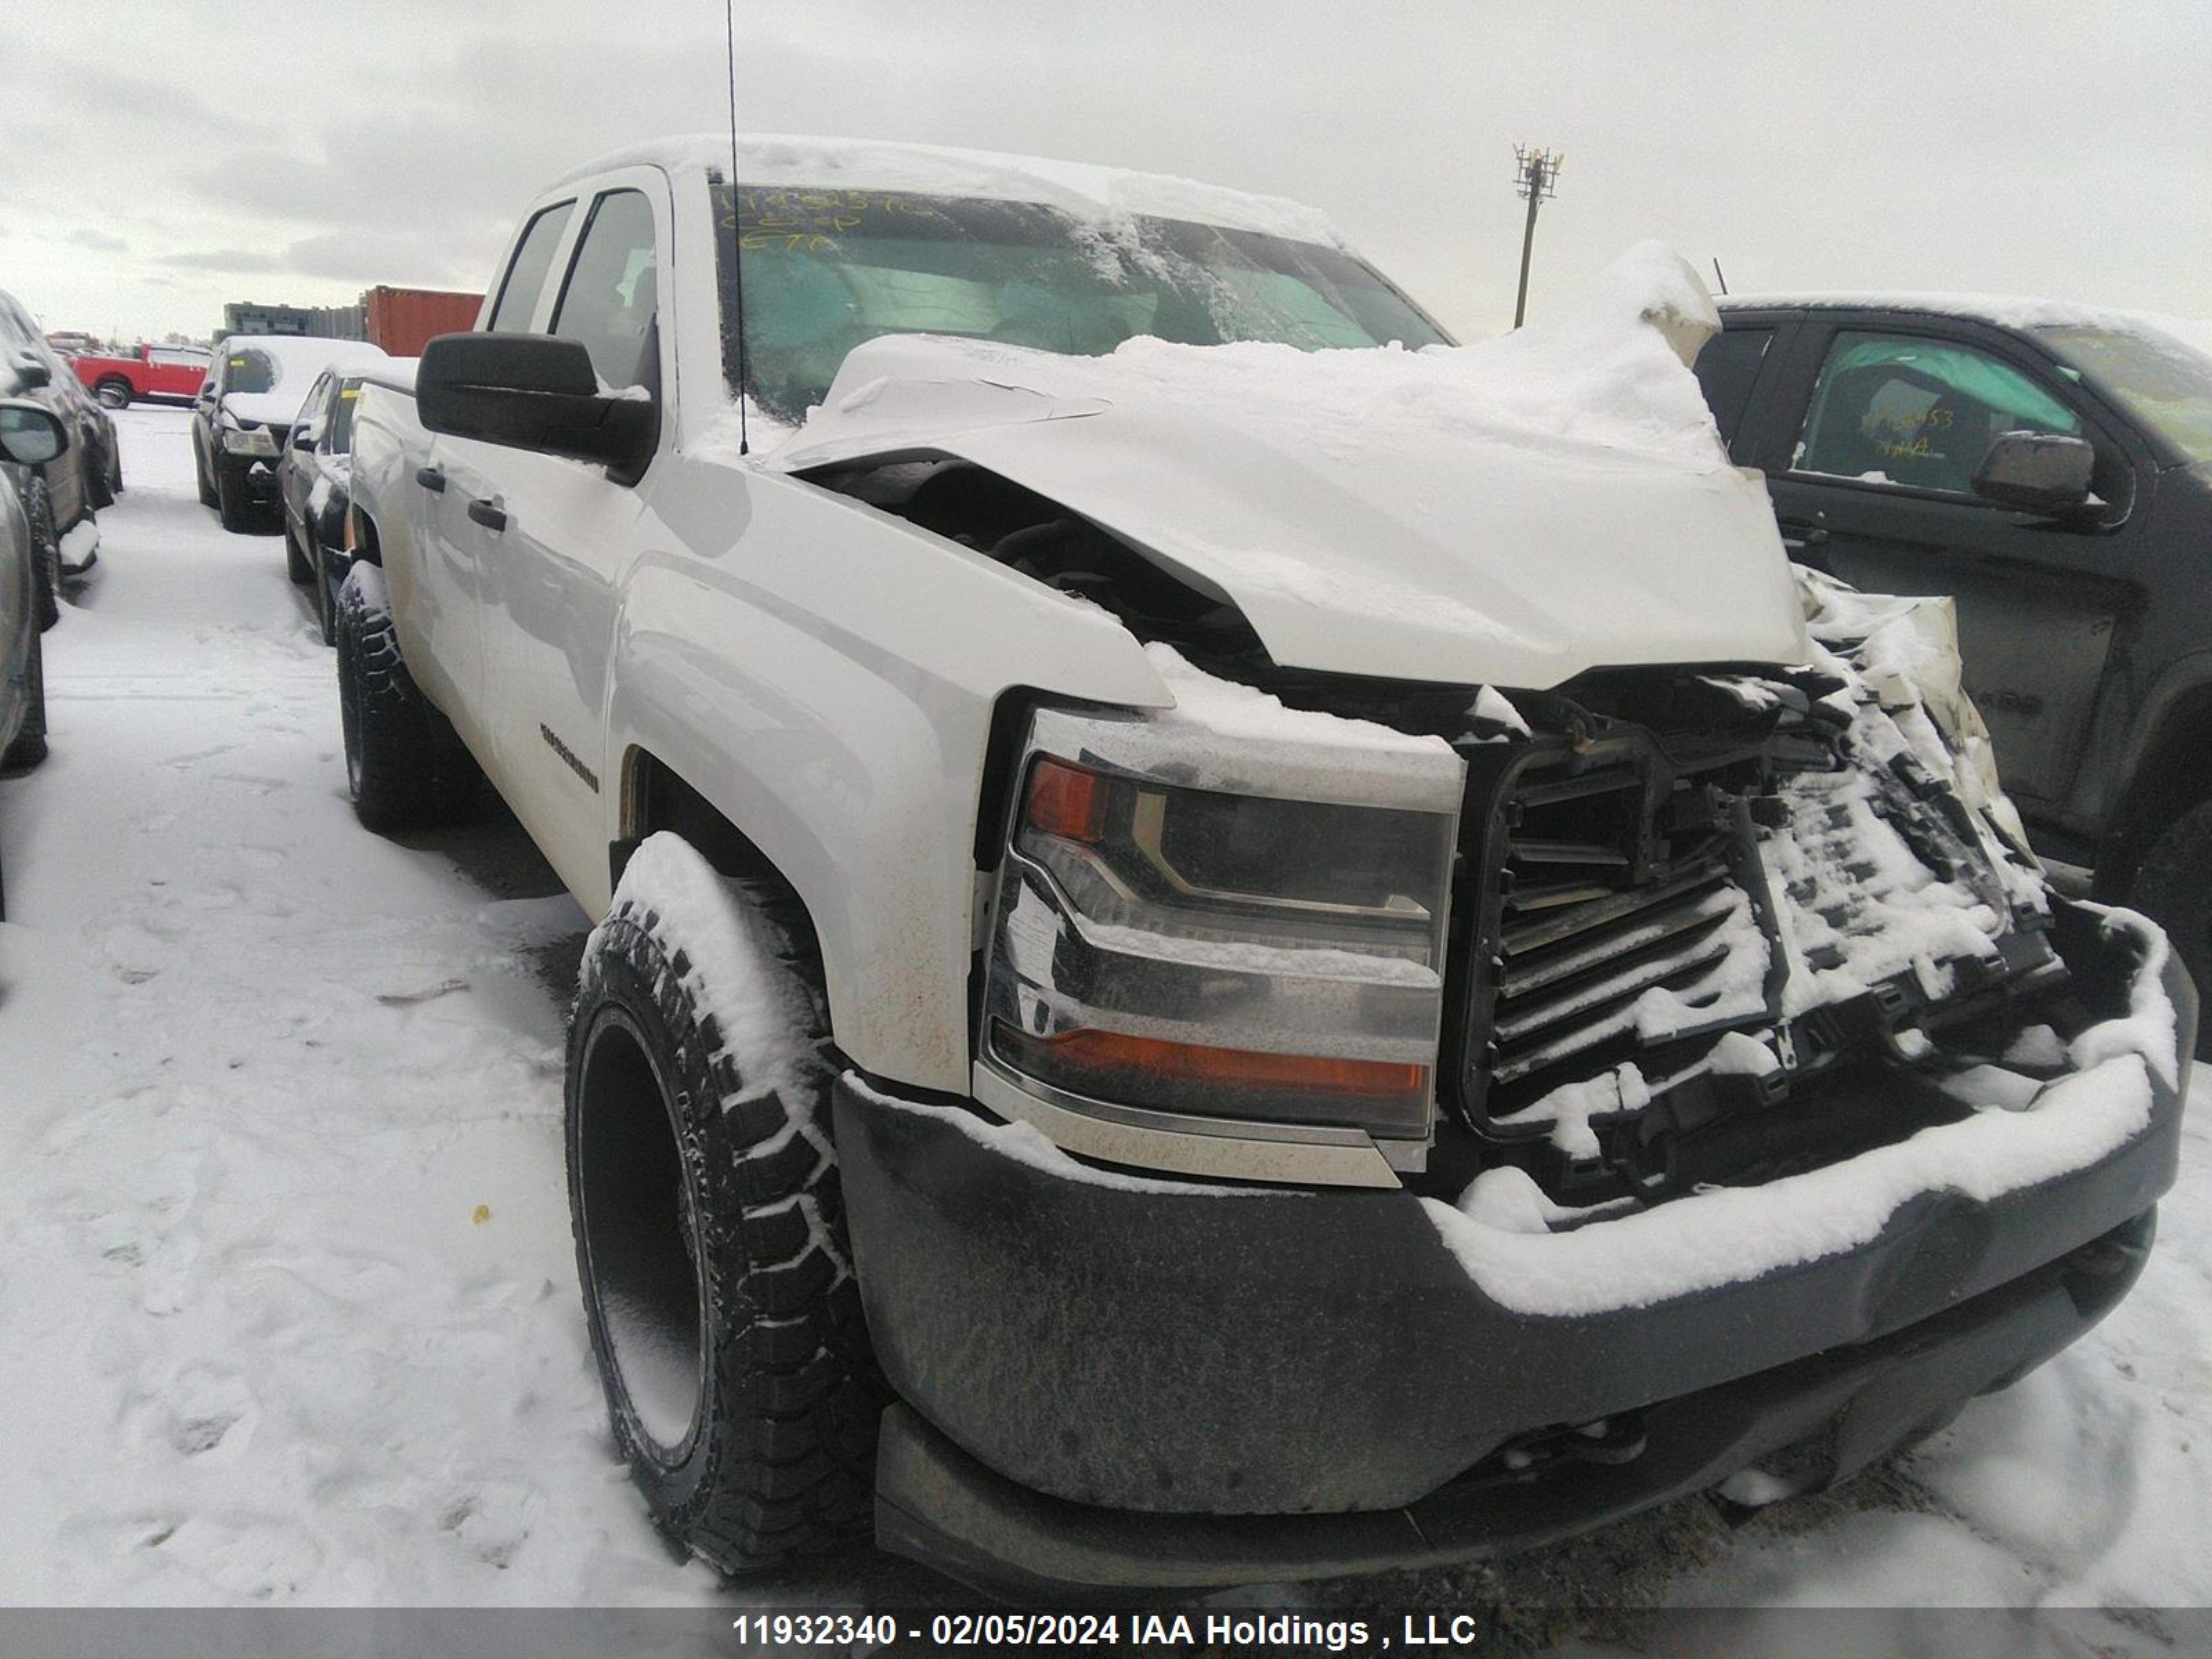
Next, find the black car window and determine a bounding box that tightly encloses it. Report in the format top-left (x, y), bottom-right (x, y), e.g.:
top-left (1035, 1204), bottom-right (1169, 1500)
top-left (1796, 330), bottom-right (2082, 495)
top-left (1693, 327), bottom-right (1770, 447)
top-left (552, 189), bottom-right (659, 393)
top-left (488, 200), bottom-right (577, 334)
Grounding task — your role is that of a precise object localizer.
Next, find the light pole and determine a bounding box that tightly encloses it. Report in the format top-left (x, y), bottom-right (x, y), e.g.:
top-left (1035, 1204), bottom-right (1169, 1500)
top-left (1512, 144), bottom-right (1562, 329)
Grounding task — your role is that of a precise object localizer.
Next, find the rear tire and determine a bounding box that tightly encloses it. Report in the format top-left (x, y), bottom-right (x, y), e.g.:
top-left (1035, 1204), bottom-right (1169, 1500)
top-left (285, 525), bottom-right (313, 585)
top-left (3, 626), bottom-right (48, 772)
top-left (95, 378), bottom-right (131, 410)
top-left (2124, 803), bottom-right (2212, 1060)
top-left (24, 478), bottom-right (60, 631)
top-left (333, 563), bottom-right (480, 831)
top-left (568, 834), bottom-right (881, 1575)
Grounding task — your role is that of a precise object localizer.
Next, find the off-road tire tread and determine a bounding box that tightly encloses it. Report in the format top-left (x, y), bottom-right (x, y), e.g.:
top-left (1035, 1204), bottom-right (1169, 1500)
top-left (570, 894), bottom-right (884, 1577)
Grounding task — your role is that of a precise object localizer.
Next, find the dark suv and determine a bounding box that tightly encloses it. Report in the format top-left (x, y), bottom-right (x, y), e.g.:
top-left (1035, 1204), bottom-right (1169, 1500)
top-left (1699, 298), bottom-right (2212, 1032)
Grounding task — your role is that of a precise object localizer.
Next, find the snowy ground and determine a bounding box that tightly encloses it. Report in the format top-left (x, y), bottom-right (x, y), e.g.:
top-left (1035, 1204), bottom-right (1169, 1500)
top-left (0, 409), bottom-right (2206, 1644)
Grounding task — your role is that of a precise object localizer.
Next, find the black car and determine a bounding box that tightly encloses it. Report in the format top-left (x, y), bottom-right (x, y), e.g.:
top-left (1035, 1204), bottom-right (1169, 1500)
top-left (1698, 297), bottom-right (2212, 1030)
top-left (280, 362), bottom-right (407, 644)
top-left (1, 400), bottom-right (67, 915)
top-left (0, 287), bottom-right (100, 623)
top-left (191, 335), bottom-right (386, 534)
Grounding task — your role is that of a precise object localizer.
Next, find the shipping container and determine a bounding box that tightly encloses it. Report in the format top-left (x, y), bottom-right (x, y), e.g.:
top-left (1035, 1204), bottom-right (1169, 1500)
top-left (364, 286), bottom-right (485, 356)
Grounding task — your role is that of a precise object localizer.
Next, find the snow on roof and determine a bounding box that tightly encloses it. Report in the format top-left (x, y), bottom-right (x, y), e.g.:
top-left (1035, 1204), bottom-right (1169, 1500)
top-left (1721, 290), bottom-right (2212, 356)
top-left (220, 334), bottom-right (389, 368)
top-left (550, 132), bottom-right (1346, 245)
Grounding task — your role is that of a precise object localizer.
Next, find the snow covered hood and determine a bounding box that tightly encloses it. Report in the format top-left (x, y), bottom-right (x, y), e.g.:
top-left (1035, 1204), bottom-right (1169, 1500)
top-left (772, 243), bottom-right (1807, 689)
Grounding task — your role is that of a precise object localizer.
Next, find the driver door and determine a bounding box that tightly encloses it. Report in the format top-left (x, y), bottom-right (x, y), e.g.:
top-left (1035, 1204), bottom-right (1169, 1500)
top-left (1761, 318), bottom-right (2148, 813)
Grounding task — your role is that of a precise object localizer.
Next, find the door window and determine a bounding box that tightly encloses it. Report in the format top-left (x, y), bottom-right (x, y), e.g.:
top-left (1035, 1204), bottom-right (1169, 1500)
top-left (1795, 331), bottom-right (2081, 494)
top-left (487, 200), bottom-right (577, 334)
top-left (295, 373), bottom-right (335, 443)
top-left (552, 189), bottom-right (660, 393)
top-left (1692, 327), bottom-right (1770, 447)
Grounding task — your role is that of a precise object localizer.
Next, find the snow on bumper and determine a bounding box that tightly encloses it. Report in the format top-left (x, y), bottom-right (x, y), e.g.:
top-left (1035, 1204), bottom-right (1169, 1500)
top-left (834, 901), bottom-right (2188, 1523)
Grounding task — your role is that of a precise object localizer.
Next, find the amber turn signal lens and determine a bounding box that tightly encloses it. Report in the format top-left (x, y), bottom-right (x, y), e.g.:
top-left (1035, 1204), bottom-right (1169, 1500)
top-left (995, 1020), bottom-right (1429, 1109)
top-left (1024, 756), bottom-right (1110, 845)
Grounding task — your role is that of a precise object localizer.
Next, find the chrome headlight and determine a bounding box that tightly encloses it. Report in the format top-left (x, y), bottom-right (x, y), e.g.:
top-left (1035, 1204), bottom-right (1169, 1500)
top-left (981, 695), bottom-right (1462, 1156)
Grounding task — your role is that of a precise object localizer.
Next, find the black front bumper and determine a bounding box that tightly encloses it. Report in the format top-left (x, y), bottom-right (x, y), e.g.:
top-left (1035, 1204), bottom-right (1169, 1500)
top-left (835, 904), bottom-right (2191, 1596)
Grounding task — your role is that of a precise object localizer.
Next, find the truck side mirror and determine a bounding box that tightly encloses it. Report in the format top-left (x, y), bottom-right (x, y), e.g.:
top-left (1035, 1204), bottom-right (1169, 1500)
top-left (416, 332), bottom-right (655, 483)
top-left (8, 348), bottom-right (53, 391)
top-left (0, 400), bottom-right (69, 465)
top-left (1971, 431), bottom-right (2096, 516)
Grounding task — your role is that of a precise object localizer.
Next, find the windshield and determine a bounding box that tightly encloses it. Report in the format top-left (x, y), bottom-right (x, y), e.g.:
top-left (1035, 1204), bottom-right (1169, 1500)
top-left (2034, 324), bottom-right (2212, 465)
top-left (224, 347), bottom-right (283, 395)
top-left (709, 182), bottom-right (1450, 422)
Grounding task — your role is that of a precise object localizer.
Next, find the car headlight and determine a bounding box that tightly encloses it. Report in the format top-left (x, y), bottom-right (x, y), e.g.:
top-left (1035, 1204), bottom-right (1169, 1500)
top-left (221, 424), bottom-right (278, 457)
top-left (980, 697), bottom-right (1462, 1150)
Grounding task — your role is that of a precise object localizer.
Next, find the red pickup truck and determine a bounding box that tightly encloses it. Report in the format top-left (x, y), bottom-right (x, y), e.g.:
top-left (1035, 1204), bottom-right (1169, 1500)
top-left (71, 344), bottom-right (212, 409)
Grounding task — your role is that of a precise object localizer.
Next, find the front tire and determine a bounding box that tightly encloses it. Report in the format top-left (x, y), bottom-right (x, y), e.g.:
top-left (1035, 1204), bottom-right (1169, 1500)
top-left (568, 834), bottom-right (880, 1574)
top-left (332, 563), bottom-right (480, 831)
top-left (95, 378), bottom-right (131, 410)
top-left (194, 434), bottom-right (218, 508)
top-left (2124, 803), bottom-right (2212, 1059)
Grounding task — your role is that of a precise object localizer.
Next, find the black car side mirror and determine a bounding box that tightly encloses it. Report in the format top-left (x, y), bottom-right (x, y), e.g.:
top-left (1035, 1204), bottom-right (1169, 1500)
top-left (1972, 431), bottom-right (2096, 516)
top-left (8, 348), bottom-right (52, 391)
top-left (416, 332), bottom-right (655, 483)
top-left (293, 428), bottom-right (317, 451)
top-left (0, 400), bottom-right (69, 465)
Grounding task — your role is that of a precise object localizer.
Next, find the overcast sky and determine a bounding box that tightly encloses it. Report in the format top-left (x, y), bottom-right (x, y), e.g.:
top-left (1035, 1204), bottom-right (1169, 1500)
top-left (3, 1), bottom-right (2208, 344)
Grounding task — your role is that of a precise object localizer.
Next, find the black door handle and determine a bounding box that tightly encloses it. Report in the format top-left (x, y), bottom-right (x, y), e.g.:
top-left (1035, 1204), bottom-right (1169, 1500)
top-left (415, 465), bottom-right (446, 491)
top-left (467, 498), bottom-right (508, 533)
top-left (1779, 519), bottom-right (1829, 550)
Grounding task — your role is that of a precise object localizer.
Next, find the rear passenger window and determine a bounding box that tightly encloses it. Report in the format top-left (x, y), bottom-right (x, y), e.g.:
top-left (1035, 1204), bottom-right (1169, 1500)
top-left (487, 201), bottom-right (576, 334)
top-left (552, 189), bottom-right (659, 393)
top-left (1795, 331), bottom-right (2082, 495)
top-left (1692, 328), bottom-right (1770, 447)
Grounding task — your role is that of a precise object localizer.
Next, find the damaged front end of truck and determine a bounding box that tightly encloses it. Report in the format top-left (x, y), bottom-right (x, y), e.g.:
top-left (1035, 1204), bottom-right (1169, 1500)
top-left (795, 252), bottom-right (2193, 1598)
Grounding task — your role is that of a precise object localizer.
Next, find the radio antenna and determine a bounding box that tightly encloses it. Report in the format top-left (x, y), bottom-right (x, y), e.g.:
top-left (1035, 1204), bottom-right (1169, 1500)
top-left (724, 0), bottom-right (750, 455)
top-left (1712, 256), bottom-right (1730, 296)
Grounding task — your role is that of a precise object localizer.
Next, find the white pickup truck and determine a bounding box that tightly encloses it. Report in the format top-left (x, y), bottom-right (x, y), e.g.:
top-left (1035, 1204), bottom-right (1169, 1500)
top-left (344, 136), bottom-right (2191, 1598)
